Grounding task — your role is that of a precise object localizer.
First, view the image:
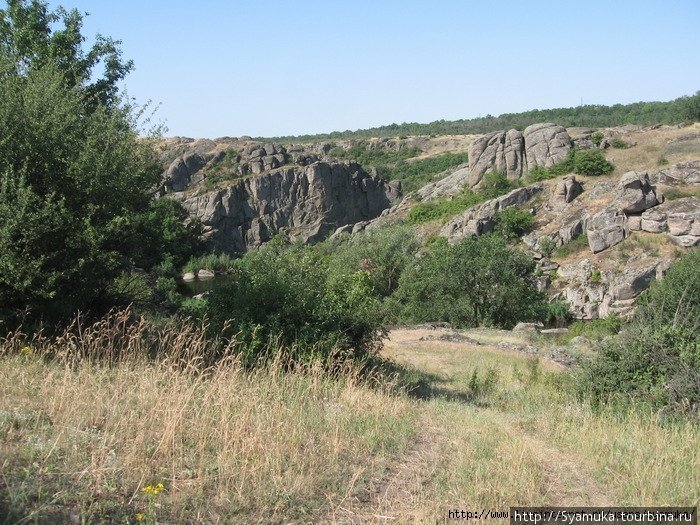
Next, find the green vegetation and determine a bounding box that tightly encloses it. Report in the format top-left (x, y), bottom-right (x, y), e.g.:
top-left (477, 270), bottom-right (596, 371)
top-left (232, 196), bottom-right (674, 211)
top-left (330, 142), bottom-right (468, 193)
top-left (479, 171), bottom-right (520, 198)
top-left (493, 208), bottom-right (535, 239)
top-left (609, 137), bottom-right (631, 149)
top-left (329, 140), bottom-right (421, 171)
top-left (525, 149), bottom-right (614, 182)
top-left (406, 190), bottom-right (484, 224)
top-left (553, 233), bottom-right (589, 259)
top-left (579, 251), bottom-right (700, 415)
top-left (663, 187), bottom-right (700, 200)
top-left (263, 92), bottom-right (700, 142)
top-left (591, 131), bottom-right (604, 147)
top-left (0, 1), bottom-right (201, 327)
top-left (388, 234), bottom-right (547, 328)
top-left (391, 151), bottom-right (469, 193)
top-left (203, 238), bottom-right (384, 365)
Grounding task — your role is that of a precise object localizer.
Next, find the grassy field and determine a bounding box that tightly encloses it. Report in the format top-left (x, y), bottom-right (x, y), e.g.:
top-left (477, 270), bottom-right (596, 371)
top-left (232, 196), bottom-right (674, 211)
top-left (1, 318), bottom-right (697, 524)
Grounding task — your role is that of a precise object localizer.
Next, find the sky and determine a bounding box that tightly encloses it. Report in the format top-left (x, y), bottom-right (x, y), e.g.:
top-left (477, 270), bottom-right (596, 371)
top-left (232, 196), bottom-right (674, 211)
top-left (40, 0), bottom-right (700, 138)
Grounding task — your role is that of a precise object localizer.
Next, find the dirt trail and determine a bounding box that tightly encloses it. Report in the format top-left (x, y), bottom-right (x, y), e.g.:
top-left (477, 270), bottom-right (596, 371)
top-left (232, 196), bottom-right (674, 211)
top-left (326, 411), bottom-right (445, 524)
top-left (324, 327), bottom-right (612, 523)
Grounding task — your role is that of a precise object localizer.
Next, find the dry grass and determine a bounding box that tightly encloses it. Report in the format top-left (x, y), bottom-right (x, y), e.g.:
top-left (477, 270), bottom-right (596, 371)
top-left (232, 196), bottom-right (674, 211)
top-left (1, 319), bottom-right (697, 523)
top-left (0, 311), bottom-right (418, 524)
top-left (606, 123), bottom-right (700, 176)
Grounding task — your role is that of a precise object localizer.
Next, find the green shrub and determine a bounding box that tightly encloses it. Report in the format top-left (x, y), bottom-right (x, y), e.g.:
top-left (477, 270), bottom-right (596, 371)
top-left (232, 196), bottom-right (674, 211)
top-left (493, 208), bottom-right (535, 239)
top-left (537, 237), bottom-right (557, 257)
top-left (391, 234), bottom-right (547, 328)
top-left (545, 300), bottom-right (570, 327)
top-left (591, 131), bottom-right (604, 147)
top-left (479, 171), bottom-right (520, 199)
top-left (578, 252), bottom-right (700, 415)
top-left (572, 149), bottom-right (614, 176)
top-left (203, 239), bottom-right (384, 366)
top-left (525, 165), bottom-right (556, 182)
top-left (609, 137), bottom-right (630, 149)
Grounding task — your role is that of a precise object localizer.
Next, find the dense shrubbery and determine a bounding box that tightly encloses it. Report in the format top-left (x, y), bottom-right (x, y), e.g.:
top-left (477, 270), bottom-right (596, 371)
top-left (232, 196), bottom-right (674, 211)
top-left (0, 1), bottom-right (200, 327)
top-left (579, 251), bottom-right (700, 415)
top-left (202, 238), bottom-right (384, 366)
top-left (387, 235), bottom-right (547, 328)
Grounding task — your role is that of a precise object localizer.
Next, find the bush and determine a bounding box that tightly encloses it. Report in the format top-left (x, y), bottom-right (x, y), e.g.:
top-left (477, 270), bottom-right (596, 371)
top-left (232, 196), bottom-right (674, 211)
top-left (391, 234), bottom-right (547, 328)
top-left (203, 239), bottom-right (384, 366)
top-left (525, 165), bottom-right (556, 182)
top-left (578, 252), bottom-right (700, 415)
top-left (326, 225), bottom-right (419, 298)
top-left (591, 131), bottom-right (604, 147)
top-left (479, 171), bottom-right (520, 199)
top-left (572, 149), bottom-right (614, 176)
top-left (493, 208), bottom-right (534, 239)
top-left (609, 137), bottom-right (630, 149)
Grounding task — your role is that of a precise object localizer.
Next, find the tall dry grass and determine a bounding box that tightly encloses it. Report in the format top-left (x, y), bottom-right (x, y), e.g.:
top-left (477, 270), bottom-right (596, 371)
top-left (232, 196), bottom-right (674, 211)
top-left (0, 310), bottom-right (418, 523)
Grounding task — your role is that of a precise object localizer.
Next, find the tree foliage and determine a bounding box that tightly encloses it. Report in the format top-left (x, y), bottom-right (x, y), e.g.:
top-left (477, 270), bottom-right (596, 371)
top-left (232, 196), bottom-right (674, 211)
top-left (203, 239), bottom-right (384, 366)
top-left (389, 235), bottom-right (547, 328)
top-left (0, 1), bottom-right (197, 326)
top-left (0, 0), bottom-right (132, 108)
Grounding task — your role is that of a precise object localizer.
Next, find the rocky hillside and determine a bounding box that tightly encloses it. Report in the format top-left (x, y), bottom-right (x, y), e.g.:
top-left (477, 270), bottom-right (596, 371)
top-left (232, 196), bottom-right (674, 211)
top-left (160, 123), bottom-right (699, 320)
top-left (158, 138), bottom-right (400, 254)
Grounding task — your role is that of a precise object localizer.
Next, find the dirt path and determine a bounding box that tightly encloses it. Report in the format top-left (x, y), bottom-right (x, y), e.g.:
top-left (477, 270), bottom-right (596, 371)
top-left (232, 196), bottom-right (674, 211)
top-left (324, 327), bottom-right (612, 523)
top-left (325, 411), bottom-right (445, 524)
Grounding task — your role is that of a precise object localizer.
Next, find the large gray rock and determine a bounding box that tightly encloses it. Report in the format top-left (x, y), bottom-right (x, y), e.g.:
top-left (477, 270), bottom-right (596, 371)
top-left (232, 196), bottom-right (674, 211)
top-left (467, 123), bottom-right (572, 187)
top-left (440, 185), bottom-right (542, 243)
top-left (586, 207), bottom-right (628, 253)
top-left (551, 176), bottom-right (583, 207)
top-left (523, 123), bottom-right (572, 170)
top-left (417, 164), bottom-right (470, 201)
top-left (652, 160), bottom-right (700, 185)
top-left (640, 197), bottom-right (700, 246)
top-left (613, 171), bottom-right (661, 214)
top-left (162, 152), bottom-right (210, 192)
top-left (176, 161), bottom-right (394, 255)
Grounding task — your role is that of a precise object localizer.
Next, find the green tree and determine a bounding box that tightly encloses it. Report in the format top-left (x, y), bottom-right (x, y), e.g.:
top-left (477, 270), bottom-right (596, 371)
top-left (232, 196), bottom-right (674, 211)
top-left (391, 234), bottom-right (546, 328)
top-left (0, 0), bottom-right (132, 108)
top-left (0, 2), bottom-right (195, 326)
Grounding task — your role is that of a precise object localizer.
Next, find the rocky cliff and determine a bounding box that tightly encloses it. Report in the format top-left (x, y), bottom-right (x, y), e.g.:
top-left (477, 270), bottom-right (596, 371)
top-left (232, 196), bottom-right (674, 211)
top-left (159, 138), bottom-right (399, 254)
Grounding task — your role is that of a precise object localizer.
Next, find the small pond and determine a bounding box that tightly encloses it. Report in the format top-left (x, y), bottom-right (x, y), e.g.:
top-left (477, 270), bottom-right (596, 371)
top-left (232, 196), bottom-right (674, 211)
top-left (177, 274), bottom-right (233, 297)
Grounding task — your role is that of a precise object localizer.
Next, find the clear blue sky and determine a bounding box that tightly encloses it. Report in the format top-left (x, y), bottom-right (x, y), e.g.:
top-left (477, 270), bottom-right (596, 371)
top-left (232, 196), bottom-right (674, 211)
top-left (42, 0), bottom-right (700, 138)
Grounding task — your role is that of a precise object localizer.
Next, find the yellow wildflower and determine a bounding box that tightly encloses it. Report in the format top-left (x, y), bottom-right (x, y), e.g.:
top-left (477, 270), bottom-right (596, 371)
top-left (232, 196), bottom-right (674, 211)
top-left (135, 513), bottom-right (144, 521)
top-left (20, 346), bottom-right (32, 355)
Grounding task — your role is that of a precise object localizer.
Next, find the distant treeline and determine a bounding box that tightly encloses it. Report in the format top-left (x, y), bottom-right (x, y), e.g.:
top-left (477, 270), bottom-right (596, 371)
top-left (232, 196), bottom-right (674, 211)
top-left (263, 92), bottom-right (700, 142)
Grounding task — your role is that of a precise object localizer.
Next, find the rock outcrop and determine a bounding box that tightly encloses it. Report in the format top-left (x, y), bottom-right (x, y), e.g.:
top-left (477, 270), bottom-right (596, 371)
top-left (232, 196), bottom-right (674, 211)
top-left (176, 161), bottom-right (394, 254)
top-left (652, 160), bottom-right (700, 185)
top-left (441, 185), bottom-right (543, 243)
top-left (467, 123), bottom-right (572, 186)
top-left (613, 171), bottom-right (662, 214)
top-left (586, 172), bottom-right (662, 253)
top-left (551, 176), bottom-right (583, 208)
top-left (640, 198), bottom-right (700, 247)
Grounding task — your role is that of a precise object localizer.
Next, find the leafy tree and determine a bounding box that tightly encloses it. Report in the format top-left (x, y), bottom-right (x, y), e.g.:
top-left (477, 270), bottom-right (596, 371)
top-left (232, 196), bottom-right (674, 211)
top-left (391, 234), bottom-right (546, 328)
top-left (0, 0), bottom-right (132, 108)
top-left (0, 2), bottom-right (195, 326)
